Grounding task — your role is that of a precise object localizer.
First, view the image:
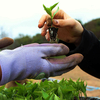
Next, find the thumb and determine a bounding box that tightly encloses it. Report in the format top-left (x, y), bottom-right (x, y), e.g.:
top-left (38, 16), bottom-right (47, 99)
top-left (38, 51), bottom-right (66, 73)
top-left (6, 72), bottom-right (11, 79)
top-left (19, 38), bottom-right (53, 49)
top-left (52, 18), bottom-right (75, 28)
top-left (0, 37), bottom-right (14, 49)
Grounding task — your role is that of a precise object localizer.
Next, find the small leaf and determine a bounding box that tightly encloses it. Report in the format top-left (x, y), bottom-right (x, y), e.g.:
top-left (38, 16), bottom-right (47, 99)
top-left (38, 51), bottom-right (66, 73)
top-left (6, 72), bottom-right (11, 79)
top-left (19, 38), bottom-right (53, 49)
top-left (0, 85), bottom-right (5, 92)
top-left (49, 94), bottom-right (54, 100)
top-left (53, 7), bottom-right (59, 18)
top-left (0, 93), bottom-right (7, 99)
top-left (42, 90), bottom-right (49, 99)
top-left (35, 72), bottom-right (45, 79)
top-left (58, 87), bottom-right (63, 99)
top-left (43, 4), bottom-right (51, 16)
top-left (54, 94), bottom-right (60, 100)
top-left (50, 2), bottom-right (59, 10)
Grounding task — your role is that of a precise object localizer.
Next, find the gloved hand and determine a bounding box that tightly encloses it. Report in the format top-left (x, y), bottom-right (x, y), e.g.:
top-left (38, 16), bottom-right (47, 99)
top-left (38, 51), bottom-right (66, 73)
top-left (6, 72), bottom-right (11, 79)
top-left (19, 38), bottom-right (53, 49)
top-left (0, 37), bottom-right (13, 48)
top-left (0, 43), bottom-right (83, 85)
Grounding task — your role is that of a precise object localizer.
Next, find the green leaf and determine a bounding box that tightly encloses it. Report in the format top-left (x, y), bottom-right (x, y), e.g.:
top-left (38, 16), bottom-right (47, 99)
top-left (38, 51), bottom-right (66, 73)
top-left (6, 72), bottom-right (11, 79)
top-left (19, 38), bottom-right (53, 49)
top-left (0, 93), bottom-right (7, 99)
top-left (35, 72), bottom-right (45, 79)
top-left (58, 87), bottom-right (63, 99)
top-left (50, 2), bottom-right (59, 10)
top-left (42, 90), bottom-right (49, 99)
top-left (0, 85), bottom-right (5, 92)
top-left (53, 7), bottom-right (59, 18)
top-left (43, 4), bottom-right (51, 16)
top-left (54, 94), bottom-right (60, 100)
top-left (0, 78), bottom-right (87, 99)
top-left (14, 97), bottom-right (25, 100)
top-left (49, 94), bottom-right (54, 100)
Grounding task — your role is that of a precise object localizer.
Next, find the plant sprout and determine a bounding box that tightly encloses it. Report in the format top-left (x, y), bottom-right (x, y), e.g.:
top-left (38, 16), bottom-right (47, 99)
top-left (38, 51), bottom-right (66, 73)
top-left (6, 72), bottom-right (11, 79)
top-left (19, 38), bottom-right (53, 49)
top-left (43, 2), bottom-right (59, 27)
top-left (43, 3), bottom-right (59, 43)
top-left (0, 78), bottom-right (87, 99)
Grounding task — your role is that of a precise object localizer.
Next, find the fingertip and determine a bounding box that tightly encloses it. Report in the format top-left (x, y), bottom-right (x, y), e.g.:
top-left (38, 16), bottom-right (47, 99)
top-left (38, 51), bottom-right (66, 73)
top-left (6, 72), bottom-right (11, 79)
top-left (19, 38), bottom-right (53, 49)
top-left (4, 37), bottom-right (14, 44)
top-left (74, 53), bottom-right (84, 63)
top-left (59, 43), bottom-right (69, 54)
top-left (79, 54), bottom-right (84, 62)
top-left (38, 14), bottom-right (47, 28)
top-left (0, 37), bottom-right (14, 48)
top-left (45, 31), bottom-right (50, 41)
top-left (38, 22), bottom-right (43, 28)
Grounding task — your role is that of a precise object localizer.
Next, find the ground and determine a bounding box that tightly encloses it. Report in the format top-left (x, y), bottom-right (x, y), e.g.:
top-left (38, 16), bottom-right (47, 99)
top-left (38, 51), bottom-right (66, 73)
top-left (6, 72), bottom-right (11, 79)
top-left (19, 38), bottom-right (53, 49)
top-left (50, 66), bottom-right (100, 98)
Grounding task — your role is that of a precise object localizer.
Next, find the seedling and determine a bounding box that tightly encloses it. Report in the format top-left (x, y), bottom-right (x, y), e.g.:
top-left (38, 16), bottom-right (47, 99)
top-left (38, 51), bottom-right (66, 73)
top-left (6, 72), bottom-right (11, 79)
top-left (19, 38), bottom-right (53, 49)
top-left (43, 2), bottom-right (59, 42)
top-left (43, 2), bottom-right (59, 26)
top-left (0, 78), bottom-right (87, 99)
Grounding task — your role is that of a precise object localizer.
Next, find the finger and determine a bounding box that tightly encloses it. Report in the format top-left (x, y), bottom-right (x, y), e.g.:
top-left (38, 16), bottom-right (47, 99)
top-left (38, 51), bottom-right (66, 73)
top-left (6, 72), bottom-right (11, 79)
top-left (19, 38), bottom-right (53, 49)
top-left (24, 43), bottom-right (39, 47)
top-left (48, 53), bottom-right (83, 71)
top-left (53, 66), bottom-right (75, 76)
top-left (40, 43), bottom-right (69, 57)
top-left (52, 18), bottom-right (76, 28)
top-left (45, 29), bottom-right (50, 41)
top-left (41, 22), bottom-right (48, 36)
top-left (38, 9), bottom-right (67, 28)
top-left (52, 9), bottom-right (66, 19)
top-left (38, 14), bottom-right (48, 28)
top-left (0, 37), bottom-right (14, 48)
top-left (24, 43), bottom-right (63, 47)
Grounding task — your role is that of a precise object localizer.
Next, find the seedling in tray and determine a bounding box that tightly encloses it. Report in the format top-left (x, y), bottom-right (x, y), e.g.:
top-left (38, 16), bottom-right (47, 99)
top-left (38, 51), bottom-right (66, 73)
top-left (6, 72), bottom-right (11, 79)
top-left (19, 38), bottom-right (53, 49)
top-left (0, 78), bottom-right (87, 100)
top-left (43, 2), bottom-right (59, 42)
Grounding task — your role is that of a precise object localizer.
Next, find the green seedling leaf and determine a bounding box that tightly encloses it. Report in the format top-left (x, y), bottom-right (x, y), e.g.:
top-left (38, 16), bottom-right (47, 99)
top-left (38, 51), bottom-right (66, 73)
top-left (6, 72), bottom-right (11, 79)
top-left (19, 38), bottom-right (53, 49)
top-left (0, 93), bottom-right (7, 99)
top-left (35, 72), bottom-right (46, 79)
top-left (54, 94), bottom-right (60, 100)
top-left (58, 87), bottom-right (63, 99)
top-left (0, 78), bottom-right (87, 99)
top-left (0, 85), bottom-right (5, 92)
top-left (42, 90), bottom-right (49, 99)
top-left (50, 2), bottom-right (59, 10)
top-left (53, 7), bottom-right (59, 18)
top-left (49, 93), bottom-right (54, 100)
top-left (43, 4), bottom-right (51, 16)
top-left (43, 2), bottom-right (59, 27)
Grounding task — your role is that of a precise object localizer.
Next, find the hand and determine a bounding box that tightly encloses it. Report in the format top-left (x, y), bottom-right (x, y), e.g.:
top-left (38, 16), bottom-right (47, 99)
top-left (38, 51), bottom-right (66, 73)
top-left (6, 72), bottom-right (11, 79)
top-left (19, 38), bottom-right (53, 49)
top-left (38, 9), bottom-right (84, 46)
top-left (0, 37), bottom-right (14, 48)
top-left (0, 43), bottom-right (83, 85)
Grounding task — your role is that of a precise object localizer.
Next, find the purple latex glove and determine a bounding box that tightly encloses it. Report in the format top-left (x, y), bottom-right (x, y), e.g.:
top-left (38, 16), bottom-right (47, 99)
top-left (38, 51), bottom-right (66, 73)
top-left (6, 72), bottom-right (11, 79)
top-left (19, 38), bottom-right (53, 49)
top-left (0, 43), bottom-right (83, 85)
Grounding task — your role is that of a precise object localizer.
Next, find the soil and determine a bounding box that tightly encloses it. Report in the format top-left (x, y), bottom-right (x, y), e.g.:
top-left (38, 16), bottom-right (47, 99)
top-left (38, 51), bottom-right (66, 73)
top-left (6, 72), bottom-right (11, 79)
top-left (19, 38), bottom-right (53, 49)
top-left (50, 66), bottom-right (100, 98)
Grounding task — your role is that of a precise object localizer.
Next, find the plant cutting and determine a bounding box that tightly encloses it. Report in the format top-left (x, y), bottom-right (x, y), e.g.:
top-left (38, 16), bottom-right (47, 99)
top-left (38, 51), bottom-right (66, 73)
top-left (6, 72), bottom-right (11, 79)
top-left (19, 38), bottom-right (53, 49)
top-left (0, 78), bottom-right (88, 100)
top-left (43, 2), bottom-right (59, 42)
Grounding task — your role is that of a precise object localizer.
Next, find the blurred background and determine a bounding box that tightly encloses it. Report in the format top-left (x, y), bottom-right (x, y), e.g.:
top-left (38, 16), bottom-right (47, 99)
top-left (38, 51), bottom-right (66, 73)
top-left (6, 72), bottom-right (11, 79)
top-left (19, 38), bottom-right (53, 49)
top-left (0, 0), bottom-right (100, 49)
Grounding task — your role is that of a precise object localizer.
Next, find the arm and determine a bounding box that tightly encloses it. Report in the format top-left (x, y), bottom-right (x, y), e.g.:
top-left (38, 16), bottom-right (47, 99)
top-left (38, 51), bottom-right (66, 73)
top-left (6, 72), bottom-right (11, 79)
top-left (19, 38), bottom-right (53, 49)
top-left (62, 27), bottom-right (100, 78)
top-left (38, 9), bottom-right (100, 78)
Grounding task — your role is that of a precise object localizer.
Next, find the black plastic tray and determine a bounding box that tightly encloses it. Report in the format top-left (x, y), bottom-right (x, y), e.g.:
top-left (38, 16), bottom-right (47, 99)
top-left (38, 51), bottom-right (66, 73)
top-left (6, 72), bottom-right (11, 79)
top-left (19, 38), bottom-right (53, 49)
top-left (79, 97), bottom-right (100, 100)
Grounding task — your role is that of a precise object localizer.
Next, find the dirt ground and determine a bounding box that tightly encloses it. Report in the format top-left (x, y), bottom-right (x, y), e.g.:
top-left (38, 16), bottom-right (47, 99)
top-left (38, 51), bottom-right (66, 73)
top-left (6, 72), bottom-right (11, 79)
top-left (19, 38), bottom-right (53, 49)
top-left (50, 66), bottom-right (100, 98)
